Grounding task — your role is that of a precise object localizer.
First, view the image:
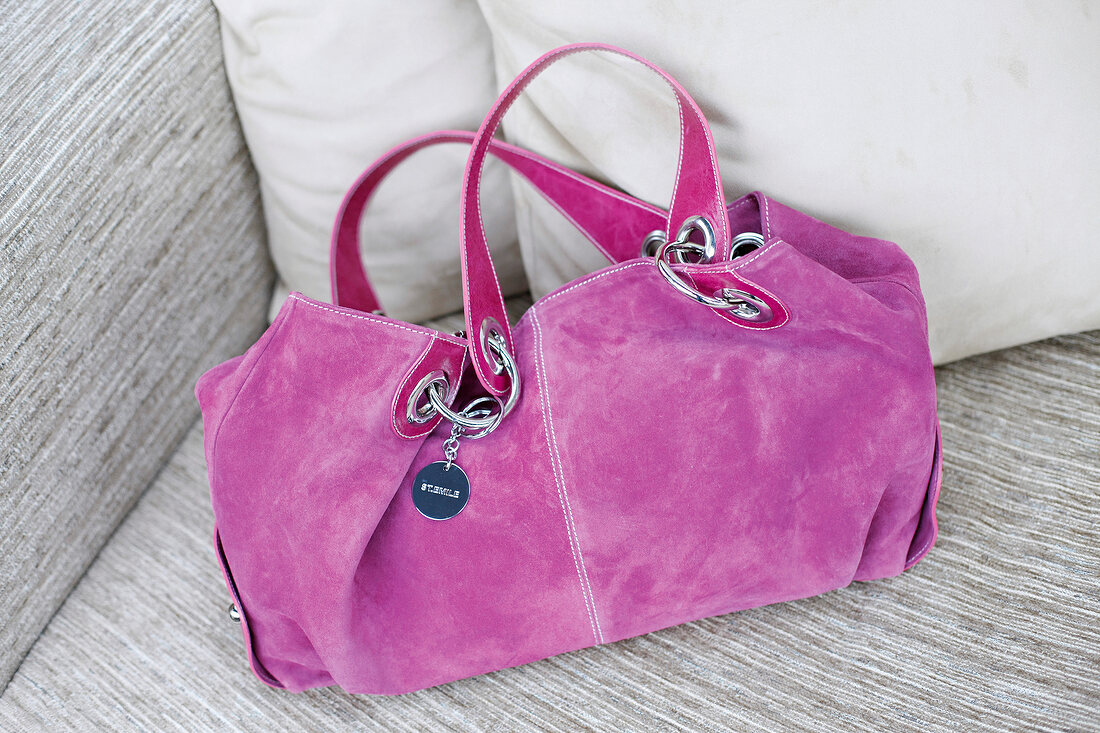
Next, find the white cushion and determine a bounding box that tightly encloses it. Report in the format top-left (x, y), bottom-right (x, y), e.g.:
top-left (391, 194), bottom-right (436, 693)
top-left (214, 0), bottom-right (527, 322)
top-left (477, 1), bottom-right (1100, 363)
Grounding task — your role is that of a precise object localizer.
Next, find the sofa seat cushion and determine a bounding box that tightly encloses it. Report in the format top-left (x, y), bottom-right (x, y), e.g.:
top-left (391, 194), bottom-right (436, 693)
top-left (1, 329), bottom-right (1097, 731)
top-left (0, 0), bottom-right (273, 692)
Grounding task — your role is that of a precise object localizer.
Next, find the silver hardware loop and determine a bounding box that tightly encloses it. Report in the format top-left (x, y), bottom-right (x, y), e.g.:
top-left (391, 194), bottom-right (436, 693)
top-left (420, 333), bottom-right (520, 439)
top-left (730, 232), bottom-right (765, 259)
top-left (654, 224), bottom-right (774, 322)
top-left (674, 215), bottom-right (717, 262)
top-left (716, 288), bottom-right (773, 321)
top-left (479, 317), bottom-right (507, 375)
top-left (441, 399), bottom-right (493, 469)
top-left (641, 215), bottom-right (716, 265)
top-left (406, 371), bottom-right (449, 425)
top-left (641, 230), bottom-right (667, 258)
top-left (444, 398), bottom-right (498, 456)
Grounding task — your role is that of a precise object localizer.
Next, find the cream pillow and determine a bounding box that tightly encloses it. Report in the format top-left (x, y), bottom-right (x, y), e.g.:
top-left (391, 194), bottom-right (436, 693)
top-left (214, 0), bottom-right (526, 322)
top-left (477, 0), bottom-right (1100, 363)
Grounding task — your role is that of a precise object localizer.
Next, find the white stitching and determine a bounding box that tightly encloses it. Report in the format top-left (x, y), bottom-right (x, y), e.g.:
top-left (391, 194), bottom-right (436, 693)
top-left (669, 89), bottom-right (686, 244)
top-left (679, 267), bottom-right (789, 331)
top-left (647, 54), bottom-right (730, 260)
top-left (531, 309), bottom-right (603, 643)
top-left (517, 252), bottom-right (792, 332)
top-left (731, 238), bottom-right (784, 270)
top-left (651, 65), bottom-right (728, 258)
top-left (516, 261), bottom-right (653, 330)
top-left (687, 93), bottom-right (730, 257)
top-left (707, 250), bottom-right (792, 331)
top-left (466, 53), bottom-right (553, 393)
top-left (761, 193), bottom-right (772, 239)
top-left (287, 294), bottom-right (466, 345)
top-left (728, 197), bottom-right (753, 213)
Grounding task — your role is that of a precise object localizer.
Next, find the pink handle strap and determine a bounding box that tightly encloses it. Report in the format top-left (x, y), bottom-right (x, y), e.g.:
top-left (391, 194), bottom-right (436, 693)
top-left (330, 131), bottom-right (668, 313)
top-left (460, 43), bottom-right (731, 395)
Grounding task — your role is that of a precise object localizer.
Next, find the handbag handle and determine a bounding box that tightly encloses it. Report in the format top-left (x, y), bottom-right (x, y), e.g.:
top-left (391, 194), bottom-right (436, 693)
top-left (329, 130), bottom-right (668, 313)
top-left (459, 43), bottom-right (731, 395)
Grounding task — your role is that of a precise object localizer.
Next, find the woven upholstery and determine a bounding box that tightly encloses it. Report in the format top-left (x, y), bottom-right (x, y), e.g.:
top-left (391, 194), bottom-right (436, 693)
top-left (0, 0), bottom-right (273, 690)
top-left (1, 328), bottom-right (1095, 731)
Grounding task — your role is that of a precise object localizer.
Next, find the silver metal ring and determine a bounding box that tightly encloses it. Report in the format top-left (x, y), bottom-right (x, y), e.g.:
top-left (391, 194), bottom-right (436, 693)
top-left (730, 232), bottom-right (764, 259)
top-left (674, 215), bottom-right (716, 263)
top-left (654, 240), bottom-right (773, 322)
top-left (452, 396), bottom-right (503, 440)
top-left (487, 332), bottom-right (521, 424)
top-left (406, 371), bottom-right (448, 424)
top-left (424, 335), bottom-right (521, 437)
top-left (479, 317), bottom-right (506, 375)
top-left (670, 241), bottom-right (708, 264)
top-left (717, 288), bottom-right (772, 322)
top-left (641, 230), bottom-right (667, 259)
top-left (642, 230), bottom-right (706, 264)
top-left (426, 382), bottom-right (499, 431)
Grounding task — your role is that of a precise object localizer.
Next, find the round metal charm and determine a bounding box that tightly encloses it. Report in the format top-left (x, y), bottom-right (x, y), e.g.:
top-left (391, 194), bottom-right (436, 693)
top-left (412, 461), bottom-right (470, 520)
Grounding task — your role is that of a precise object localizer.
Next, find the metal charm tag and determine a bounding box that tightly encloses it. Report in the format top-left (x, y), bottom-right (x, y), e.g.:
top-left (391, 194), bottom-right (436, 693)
top-left (412, 461), bottom-right (470, 521)
top-left (412, 402), bottom-right (492, 520)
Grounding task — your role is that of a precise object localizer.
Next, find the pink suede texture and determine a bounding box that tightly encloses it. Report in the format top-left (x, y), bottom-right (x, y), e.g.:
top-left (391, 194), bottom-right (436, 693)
top-left (195, 44), bottom-right (941, 695)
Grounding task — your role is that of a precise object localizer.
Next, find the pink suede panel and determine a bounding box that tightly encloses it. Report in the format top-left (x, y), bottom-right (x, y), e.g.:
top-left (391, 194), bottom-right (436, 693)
top-left (521, 238), bottom-right (938, 644)
top-left (201, 295), bottom-right (598, 693)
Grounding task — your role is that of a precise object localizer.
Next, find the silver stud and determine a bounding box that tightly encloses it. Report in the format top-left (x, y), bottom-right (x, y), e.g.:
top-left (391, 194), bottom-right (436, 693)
top-left (730, 232), bottom-right (764, 259)
top-left (228, 603), bottom-right (241, 623)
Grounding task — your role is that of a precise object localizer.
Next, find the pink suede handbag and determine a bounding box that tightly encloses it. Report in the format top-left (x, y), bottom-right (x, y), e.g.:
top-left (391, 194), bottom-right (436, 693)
top-left (196, 43), bottom-right (942, 695)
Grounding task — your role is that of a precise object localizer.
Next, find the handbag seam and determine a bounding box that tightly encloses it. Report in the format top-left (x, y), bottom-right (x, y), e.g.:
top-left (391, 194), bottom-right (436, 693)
top-left (207, 298), bottom-right (297, 689)
top-left (730, 237), bottom-right (783, 270)
top-left (534, 260), bottom-right (653, 310)
top-left (847, 275), bottom-right (925, 311)
top-left (904, 427), bottom-right (943, 568)
top-left (531, 308), bottom-right (604, 644)
top-left (287, 294), bottom-right (466, 345)
top-left (210, 298), bottom-right (296, 485)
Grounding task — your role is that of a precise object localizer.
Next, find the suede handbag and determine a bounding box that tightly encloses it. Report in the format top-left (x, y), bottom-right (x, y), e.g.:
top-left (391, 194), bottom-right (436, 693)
top-left (196, 43), bottom-right (943, 695)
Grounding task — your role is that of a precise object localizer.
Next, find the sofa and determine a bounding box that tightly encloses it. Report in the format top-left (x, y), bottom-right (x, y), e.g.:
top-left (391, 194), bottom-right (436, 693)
top-left (1, 2), bottom-right (1097, 730)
